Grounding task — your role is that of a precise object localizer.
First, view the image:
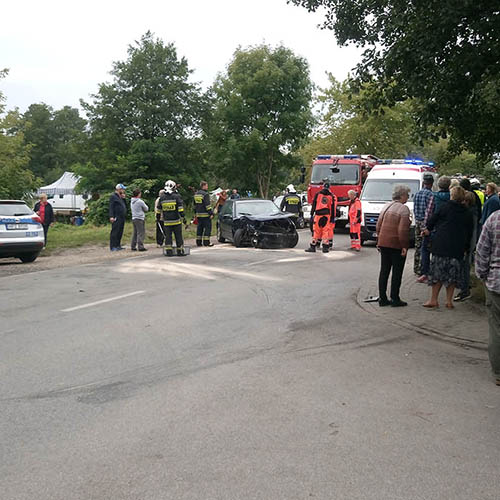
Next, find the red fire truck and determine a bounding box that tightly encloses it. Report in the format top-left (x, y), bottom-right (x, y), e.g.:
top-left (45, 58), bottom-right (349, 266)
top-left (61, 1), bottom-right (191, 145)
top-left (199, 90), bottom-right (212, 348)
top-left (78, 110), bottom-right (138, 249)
top-left (307, 154), bottom-right (378, 227)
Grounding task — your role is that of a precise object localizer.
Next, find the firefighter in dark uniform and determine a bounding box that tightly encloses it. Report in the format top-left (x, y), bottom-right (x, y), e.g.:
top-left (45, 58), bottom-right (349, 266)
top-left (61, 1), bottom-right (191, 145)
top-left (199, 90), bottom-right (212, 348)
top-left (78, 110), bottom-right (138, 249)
top-left (305, 181), bottom-right (336, 253)
top-left (280, 184), bottom-right (303, 225)
top-left (194, 181), bottom-right (214, 246)
top-left (159, 179), bottom-right (186, 256)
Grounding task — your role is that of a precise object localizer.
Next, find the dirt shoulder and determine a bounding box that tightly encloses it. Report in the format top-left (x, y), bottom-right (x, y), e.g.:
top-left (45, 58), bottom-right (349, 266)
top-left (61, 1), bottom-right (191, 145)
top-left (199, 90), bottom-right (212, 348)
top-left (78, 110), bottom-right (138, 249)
top-left (0, 242), bottom-right (194, 278)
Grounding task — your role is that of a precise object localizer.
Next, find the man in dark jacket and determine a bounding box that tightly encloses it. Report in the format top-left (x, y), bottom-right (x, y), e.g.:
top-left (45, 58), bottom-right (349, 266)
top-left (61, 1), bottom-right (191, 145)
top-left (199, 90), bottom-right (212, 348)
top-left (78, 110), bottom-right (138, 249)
top-left (481, 183), bottom-right (500, 226)
top-left (34, 193), bottom-right (55, 246)
top-left (109, 184), bottom-right (127, 251)
top-left (194, 181), bottom-right (214, 246)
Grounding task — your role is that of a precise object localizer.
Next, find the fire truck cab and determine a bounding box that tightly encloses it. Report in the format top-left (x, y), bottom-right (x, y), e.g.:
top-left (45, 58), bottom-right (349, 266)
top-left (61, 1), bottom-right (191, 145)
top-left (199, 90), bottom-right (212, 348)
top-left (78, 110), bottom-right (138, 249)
top-left (307, 155), bottom-right (378, 227)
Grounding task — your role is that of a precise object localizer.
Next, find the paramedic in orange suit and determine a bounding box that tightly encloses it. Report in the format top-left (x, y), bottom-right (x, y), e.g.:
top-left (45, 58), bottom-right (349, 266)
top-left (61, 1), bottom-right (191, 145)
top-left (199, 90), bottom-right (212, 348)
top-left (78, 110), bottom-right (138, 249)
top-left (305, 182), bottom-right (336, 253)
top-left (348, 189), bottom-right (362, 251)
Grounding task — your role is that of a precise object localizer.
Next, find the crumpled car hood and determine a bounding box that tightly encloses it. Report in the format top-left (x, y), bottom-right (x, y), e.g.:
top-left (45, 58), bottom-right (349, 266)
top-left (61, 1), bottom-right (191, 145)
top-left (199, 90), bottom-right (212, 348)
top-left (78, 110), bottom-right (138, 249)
top-left (239, 213), bottom-right (293, 222)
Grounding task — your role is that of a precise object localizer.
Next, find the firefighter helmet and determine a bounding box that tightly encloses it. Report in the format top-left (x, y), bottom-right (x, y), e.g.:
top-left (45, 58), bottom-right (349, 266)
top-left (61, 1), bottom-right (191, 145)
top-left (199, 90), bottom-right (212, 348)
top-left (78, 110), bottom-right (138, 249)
top-left (286, 184), bottom-right (296, 193)
top-left (164, 180), bottom-right (176, 194)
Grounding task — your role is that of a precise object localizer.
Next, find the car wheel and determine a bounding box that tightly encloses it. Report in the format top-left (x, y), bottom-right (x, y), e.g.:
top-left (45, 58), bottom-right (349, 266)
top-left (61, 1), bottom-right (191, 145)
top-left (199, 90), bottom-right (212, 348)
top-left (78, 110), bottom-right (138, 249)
top-left (19, 252), bottom-right (39, 263)
top-left (233, 228), bottom-right (245, 247)
top-left (217, 225), bottom-right (226, 243)
top-left (288, 232), bottom-right (299, 248)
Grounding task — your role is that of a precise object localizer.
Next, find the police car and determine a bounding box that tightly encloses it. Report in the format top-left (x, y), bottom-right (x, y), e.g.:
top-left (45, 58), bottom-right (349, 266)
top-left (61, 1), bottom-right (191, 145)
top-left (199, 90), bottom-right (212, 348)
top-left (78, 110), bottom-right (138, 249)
top-left (0, 200), bottom-right (45, 262)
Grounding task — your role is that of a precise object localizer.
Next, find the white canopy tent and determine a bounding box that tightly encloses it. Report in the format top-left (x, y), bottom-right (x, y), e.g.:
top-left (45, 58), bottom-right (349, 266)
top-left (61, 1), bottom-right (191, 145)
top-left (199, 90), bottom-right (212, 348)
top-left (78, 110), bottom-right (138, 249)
top-left (37, 172), bottom-right (87, 213)
top-left (38, 172), bottom-right (81, 196)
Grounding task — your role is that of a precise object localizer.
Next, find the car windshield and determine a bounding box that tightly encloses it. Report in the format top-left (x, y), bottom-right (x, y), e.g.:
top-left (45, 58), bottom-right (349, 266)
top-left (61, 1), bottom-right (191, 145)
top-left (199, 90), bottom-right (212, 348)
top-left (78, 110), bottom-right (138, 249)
top-left (361, 179), bottom-right (421, 202)
top-left (236, 200), bottom-right (281, 216)
top-left (311, 163), bottom-right (359, 185)
top-left (0, 203), bottom-right (33, 216)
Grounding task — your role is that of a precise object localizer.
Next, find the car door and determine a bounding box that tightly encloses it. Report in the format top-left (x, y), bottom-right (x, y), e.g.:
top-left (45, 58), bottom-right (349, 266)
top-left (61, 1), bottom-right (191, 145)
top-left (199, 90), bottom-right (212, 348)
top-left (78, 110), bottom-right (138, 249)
top-left (219, 201), bottom-right (234, 240)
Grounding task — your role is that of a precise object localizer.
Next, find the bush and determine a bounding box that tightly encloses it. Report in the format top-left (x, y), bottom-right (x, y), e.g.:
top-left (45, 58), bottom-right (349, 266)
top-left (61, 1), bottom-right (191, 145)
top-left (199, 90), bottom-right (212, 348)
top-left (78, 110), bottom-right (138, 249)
top-left (85, 194), bottom-right (113, 226)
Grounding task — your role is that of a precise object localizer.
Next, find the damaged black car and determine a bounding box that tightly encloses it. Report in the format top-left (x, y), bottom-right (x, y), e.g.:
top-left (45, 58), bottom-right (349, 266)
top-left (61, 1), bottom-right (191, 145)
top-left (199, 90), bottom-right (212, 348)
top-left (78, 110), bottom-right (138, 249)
top-left (217, 199), bottom-right (299, 248)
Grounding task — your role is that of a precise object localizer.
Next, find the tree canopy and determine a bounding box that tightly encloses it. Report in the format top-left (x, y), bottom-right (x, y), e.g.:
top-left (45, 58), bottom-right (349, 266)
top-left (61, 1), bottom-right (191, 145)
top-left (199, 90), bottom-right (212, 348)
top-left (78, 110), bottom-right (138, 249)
top-left (290, 0), bottom-right (500, 156)
top-left (207, 44), bottom-right (314, 198)
top-left (0, 70), bottom-right (40, 199)
top-left (78, 31), bottom-right (206, 198)
top-left (20, 103), bottom-right (87, 183)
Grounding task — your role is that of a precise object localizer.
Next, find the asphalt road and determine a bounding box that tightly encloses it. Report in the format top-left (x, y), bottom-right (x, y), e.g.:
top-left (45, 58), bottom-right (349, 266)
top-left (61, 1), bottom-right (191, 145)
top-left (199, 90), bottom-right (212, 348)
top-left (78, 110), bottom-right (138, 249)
top-left (1, 231), bottom-right (498, 500)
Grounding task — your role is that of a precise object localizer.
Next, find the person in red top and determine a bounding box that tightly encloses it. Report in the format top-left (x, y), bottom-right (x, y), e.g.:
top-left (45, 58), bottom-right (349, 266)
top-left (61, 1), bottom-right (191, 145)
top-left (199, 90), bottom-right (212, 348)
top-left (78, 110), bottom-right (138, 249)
top-left (348, 189), bottom-right (362, 251)
top-left (33, 193), bottom-right (55, 246)
top-left (305, 182), bottom-right (336, 253)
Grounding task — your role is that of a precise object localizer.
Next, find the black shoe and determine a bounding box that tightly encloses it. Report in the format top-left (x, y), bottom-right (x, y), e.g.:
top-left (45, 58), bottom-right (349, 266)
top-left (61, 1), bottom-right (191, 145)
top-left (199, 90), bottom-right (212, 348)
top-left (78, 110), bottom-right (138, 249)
top-left (379, 298), bottom-right (392, 307)
top-left (131, 248), bottom-right (137, 251)
top-left (196, 242), bottom-right (202, 247)
top-left (391, 300), bottom-right (408, 307)
top-left (305, 246), bottom-right (316, 253)
top-left (322, 246), bottom-right (329, 253)
top-left (454, 291), bottom-right (471, 302)
top-left (165, 250), bottom-right (173, 257)
top-left (138, 248), bottom-right (147, 252)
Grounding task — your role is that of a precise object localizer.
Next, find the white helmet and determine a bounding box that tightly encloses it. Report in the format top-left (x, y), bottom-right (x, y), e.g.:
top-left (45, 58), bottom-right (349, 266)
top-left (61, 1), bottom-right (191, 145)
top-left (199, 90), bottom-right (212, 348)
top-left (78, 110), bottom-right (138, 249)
top-left (164, 180), bottom-right (176, 194)
top-left (287, 184), bottom-right (296, 193)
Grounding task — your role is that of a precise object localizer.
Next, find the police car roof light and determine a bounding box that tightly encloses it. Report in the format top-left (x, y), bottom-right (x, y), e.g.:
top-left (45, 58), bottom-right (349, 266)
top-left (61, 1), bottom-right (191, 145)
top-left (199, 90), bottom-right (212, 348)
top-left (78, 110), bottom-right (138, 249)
top-left (316, 155), bottom-right (332, 160)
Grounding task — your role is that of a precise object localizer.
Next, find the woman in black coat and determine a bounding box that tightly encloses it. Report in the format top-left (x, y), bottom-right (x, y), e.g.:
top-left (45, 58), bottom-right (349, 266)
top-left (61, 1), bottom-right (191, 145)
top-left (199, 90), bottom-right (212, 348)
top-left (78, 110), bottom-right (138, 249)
top-left (422, 186), bottom-right (473, 309)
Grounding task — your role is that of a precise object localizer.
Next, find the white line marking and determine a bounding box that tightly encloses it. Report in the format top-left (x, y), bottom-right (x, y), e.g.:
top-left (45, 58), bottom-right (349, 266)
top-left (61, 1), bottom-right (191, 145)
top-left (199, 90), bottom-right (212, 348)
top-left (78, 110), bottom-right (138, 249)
top-left (61, 290), bottom-right (145, 312)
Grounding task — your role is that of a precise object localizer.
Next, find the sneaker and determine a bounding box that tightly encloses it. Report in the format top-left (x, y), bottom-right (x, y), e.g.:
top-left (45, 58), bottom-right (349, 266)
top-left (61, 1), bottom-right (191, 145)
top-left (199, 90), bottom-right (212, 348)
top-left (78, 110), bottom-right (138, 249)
top-left (391, 300), bottom-right (408, 307)
top-left (110, 247), bottom-right (119, 252)
top-left (454, 291), bottom-right (471, 302)
top-left (416, 275), bottom-right (428, 283)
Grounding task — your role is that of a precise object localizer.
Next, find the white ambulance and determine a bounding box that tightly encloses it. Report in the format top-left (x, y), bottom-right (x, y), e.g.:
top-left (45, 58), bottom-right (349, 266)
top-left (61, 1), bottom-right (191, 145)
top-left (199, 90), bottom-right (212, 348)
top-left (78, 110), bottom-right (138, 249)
top-left (360, 160), bottom-right (438, 245)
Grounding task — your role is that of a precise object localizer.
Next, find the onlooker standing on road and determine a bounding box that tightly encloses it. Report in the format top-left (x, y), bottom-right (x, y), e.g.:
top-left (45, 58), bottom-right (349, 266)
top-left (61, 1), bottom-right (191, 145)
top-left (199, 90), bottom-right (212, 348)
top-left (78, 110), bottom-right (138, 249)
top-left (109, 184), bottom-right (127, 251)
top-left (376, 185), bottom-right (411, 307)
top-left (455, 191), bottom-right (477, 302)
top-left (481, 183), bottom-right (500, 226)
top-left (34, 193), bottom-right (55, 246)
top-left (413, 174), bottom-right (434, 281)
top-left (214, 190), bottom-right (228, 215)
top-left (230, 189), bottom-right (240, 200)
top-left (130, 189), bottom-right (149, 252)
top-left (155, 189), bottom-right (165, 247)
top-left (422, 186), bottom-right (473, 309)
top-left (460, 178), bottom-right (482, 242)
top-left (475, 210), bottom-right (500, 386)
top-left (425, 175), bottom-right (451, 222)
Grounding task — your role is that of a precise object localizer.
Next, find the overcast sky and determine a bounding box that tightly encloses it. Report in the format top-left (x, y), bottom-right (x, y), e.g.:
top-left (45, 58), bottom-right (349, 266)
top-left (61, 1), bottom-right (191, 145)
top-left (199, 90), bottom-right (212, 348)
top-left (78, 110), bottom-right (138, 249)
top-left (1, 0), bottom-right (361, 112)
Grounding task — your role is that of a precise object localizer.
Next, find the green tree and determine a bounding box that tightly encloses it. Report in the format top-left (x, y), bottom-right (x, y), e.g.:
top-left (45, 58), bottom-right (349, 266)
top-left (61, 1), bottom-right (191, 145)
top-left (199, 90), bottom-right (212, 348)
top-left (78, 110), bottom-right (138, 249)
top-left (79, 31), bottom-right (206, 196)
top-left (300, 75), bottom-right (496, 180)
top-left (0, 70), bottom-right (40, 199)
top-left (207, 44), bottom-right (314, 198)
top-left (290, 0), bottom-right (500, 156)
top-left (20, 103), bottom-right (87, 183)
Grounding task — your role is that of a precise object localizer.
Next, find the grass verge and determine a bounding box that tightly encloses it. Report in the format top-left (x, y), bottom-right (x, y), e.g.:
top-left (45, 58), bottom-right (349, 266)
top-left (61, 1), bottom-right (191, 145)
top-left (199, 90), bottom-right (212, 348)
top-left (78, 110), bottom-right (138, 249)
top-left (45, 214), bottom-right (201, 254)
